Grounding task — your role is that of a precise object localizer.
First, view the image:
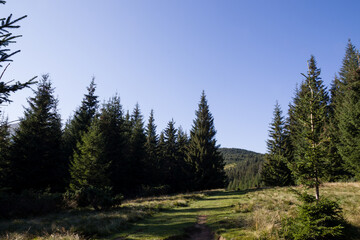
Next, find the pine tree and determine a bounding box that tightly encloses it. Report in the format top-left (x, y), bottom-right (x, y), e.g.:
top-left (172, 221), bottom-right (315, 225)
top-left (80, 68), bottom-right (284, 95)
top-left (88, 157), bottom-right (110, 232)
top-left (162, 120), bottom-right (180, 191)
top-left (145, 110), bottom-right (159, 186)
top-left (128, 103), bottom-right (146, 191)
top-left (187, 91), bottom-right (226, 190)
top-left (98, 95), bottom-right (126, 194)
top-left (261, 102), bottom-right (293, 186)
top-left (289, 56), bottom-right (329, 200)
top-left (63, 78), bottom-right (99, 158)
top-left (69, 119), bottom-right (110, 192)
top-left (62, 78), bottom-right (99, 184)
top-left (337, 64), bottom-right (360, 179)
top-left (9, 75), bottom-right (63, 192)
top-left (327, 40), bottom-right (359, 181)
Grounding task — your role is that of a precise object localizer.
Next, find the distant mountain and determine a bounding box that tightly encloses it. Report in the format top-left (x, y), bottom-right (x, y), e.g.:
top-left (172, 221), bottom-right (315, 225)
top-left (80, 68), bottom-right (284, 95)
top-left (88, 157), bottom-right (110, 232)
top-left (219, 148), bottom-right (265, 190)
top-left (219, 148), bottom-right (264, 165)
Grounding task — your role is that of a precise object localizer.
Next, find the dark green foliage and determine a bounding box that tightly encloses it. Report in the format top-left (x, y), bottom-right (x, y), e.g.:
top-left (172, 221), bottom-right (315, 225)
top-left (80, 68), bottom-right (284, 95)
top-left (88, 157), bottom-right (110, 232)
top-left (98, 95), bottom-right (126, 194)
top-left (220, 148), bottom-right (264, 190)
top-left (288, 56), bottom-right (329, 200)
top-left (219, 148), bottom-right (263, 165)
top-left (9, 75), bottom-right (63, 192)
top-left (144, 109), bottom-right (159, 186)
top-left (69, 119), bottom-right (110, 192)
top-left (64, 186), bottom-right (122, 210)
top-left (0, 1), bottom-right (36, 107)
top-left (159, 120), bottom-right (189, 192)
top-left (281, 191), bottom-right (344, 240)
top-left (226, 158), bottom-right (263, 190)
top-left (62, 78), bottom-right (99, 172)
top-left (337, 67), bottom-right (360, 179)
top-left (187, 91), bottom-right (226, 190)
top-left (261, 102), bottom-right (294, 186)
top-left (0, 116), bottom-right (10, 190)
top-left (326, 41), bottom-right (358, 181)
top-left (0, 190), bottom-right (63, 219)
top-left (261, 154), bottom-right (293, 187)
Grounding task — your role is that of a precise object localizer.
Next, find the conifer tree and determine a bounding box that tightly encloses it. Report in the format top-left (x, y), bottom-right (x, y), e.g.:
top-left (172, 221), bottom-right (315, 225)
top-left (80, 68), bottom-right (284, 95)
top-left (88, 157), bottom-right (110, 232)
top-left (145, 109), bottom-right (159, 185)
top-left (99, 95), bottom-right (126, 194)
top-left (62, 78), bottom-right (99, 184)
top-left (162, 120), bottom-right (180, 191)
top-left (10, 75), bottom-right (63, 192)
top-left (128, 103), bottom-right (146, 191)
top-left (187, 91), bottom-right (226, 190)
top-left (289, 56), bottom-right (329, 200)
top-left (70, 95), bottom-right (126, 194)
top-left (69, 119), bottom-right (110, 192)
top-left (261, 102), bottom-right (293, 186)
top-left (327, 40), bottom-right (359, 180)
top-left (63, 78), bottom-right (99, 159)
top-left (337, 64), bottom-right (360, 179)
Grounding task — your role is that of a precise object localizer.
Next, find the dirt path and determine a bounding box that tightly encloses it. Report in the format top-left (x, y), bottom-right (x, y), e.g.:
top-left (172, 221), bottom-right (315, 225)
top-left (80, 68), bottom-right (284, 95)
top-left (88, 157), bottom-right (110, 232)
top-left (183, 215), bottom-right (215, 240)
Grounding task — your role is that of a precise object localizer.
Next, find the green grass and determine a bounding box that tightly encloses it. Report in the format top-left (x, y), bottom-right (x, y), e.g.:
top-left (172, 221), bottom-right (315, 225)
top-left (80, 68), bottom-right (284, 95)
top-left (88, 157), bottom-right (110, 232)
top-left (0, 193), bottom-right (204, 240)
top-left (2, 183), bottom-right (360, 240)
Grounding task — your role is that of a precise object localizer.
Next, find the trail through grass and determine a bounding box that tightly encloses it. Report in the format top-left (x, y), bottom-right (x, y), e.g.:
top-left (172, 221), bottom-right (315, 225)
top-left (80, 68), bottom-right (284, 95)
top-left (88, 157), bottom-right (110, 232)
top-left (106, 183), bottom-right (360, 240)
top-left (2, 183), bottom-right (360, 240)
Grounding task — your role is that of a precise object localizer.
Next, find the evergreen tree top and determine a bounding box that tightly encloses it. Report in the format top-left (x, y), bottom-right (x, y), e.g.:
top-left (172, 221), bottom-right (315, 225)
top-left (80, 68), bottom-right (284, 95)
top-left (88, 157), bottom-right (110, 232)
top-left (266, 101), bottom-right (285, 155)
top-left (146, 109), bottom-right (158, 145)
top-left (339, 39), bottom-right (359, 85)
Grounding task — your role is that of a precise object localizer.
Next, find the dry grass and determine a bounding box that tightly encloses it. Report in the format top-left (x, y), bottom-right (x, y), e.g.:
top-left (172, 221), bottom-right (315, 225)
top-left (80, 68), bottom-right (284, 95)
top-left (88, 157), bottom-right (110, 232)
top-left (0, 192), bottom-right (204, 240)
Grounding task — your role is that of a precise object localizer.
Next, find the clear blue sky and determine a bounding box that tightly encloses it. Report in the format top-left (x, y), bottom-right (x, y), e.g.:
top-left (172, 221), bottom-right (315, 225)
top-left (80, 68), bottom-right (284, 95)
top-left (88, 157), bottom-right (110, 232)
top-left (2, 0), bottom-right (360, 153)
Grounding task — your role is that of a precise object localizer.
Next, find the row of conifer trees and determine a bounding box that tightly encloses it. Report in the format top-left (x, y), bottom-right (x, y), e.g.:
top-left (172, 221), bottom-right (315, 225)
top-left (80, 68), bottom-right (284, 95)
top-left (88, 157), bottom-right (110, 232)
top-left (261, 40), bottom-right (360, 196)
top-left (0, 76), bottom-right (226, 198)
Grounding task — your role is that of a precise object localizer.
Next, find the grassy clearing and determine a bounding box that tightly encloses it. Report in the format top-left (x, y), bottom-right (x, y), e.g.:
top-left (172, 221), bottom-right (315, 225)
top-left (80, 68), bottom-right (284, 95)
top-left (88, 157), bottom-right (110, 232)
top-left (1, 183), bottom-right (360, 240)
top-left (0, 193), bottom-right (204, 240)
top-left (106, 182), bottom-right (360, 240)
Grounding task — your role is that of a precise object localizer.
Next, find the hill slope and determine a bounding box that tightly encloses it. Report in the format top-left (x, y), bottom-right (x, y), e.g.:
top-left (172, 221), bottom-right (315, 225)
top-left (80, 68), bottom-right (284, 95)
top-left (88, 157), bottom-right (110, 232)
top-left (219, 148), bottom-right (265, 190)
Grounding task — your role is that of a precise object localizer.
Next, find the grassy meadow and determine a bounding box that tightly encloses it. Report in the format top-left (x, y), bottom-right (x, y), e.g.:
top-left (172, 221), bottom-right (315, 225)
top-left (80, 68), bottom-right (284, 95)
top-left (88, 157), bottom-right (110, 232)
top-left (1, 182), bottom-right (360, 240)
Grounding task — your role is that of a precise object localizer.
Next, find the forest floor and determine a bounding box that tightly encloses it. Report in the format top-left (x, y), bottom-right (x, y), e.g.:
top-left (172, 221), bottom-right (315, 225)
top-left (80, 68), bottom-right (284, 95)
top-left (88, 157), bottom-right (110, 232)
top-left (1, 183), bottom-right (360, 240)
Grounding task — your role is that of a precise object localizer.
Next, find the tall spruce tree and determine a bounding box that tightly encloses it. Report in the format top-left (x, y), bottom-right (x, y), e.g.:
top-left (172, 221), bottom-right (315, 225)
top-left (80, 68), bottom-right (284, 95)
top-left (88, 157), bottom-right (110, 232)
top-left (10, 75), bottom-right (63, 192)
top-left (162, 120), bottom-right (182, 191)
top-left (129, 103), bottom-right (147, 191)
top-left (187, 91), bottom-right (226, 190)
top-left (99, 95), bottom-right (126, 194)
top-left (337, 63), bottom-right (360, 179)
top-left (261, 102), bottom-right (293, 186)
top-left (289, 56), bottom-right (329, 200)
top-left (327, 41), bottom-right (359, 180)
top-left (70, 96), bottom-right (126, 193)
top-left (145, 110), bottom-right (159, 186)
top-left (63, 78), bottom-right (98, 156)
top-left (62, 78), bottom-right (99, 183)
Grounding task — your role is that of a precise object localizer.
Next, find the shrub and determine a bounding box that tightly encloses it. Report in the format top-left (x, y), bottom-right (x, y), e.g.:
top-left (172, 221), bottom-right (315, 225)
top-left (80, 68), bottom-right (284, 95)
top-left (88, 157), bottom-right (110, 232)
top-left (64, 186), bottom-right (123, 210)
top-left (0, 190), bottom-right (63, 219)
top-left (281, 191), bottom-right (345, 240)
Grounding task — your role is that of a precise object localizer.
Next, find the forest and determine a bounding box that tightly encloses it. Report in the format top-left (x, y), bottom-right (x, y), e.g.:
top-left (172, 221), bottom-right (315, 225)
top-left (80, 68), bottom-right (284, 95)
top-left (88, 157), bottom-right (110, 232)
top-left (2, 1), bottom-right (360, 239)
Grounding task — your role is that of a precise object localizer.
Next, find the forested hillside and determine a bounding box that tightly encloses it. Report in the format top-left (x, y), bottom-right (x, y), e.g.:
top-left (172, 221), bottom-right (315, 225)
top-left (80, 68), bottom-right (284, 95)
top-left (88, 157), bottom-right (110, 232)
top-left (219, 148), bottom-right (264, 190)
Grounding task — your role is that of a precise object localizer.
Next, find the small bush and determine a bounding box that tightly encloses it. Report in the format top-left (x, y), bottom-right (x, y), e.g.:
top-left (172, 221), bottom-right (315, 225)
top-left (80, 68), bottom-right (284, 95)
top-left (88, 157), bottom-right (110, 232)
top-left (139, 185), bottom-right (171, 197)
top-left (0, 190), bottom-right (63, 219)
top-left (64, 186), bottom-right (123, 210)
top-left (281, 191), bottom-right (345, 240)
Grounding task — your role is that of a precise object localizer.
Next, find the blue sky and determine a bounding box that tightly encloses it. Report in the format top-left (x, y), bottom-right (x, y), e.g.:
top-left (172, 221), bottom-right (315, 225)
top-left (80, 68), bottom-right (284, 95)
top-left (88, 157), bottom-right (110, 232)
top-left (2, 0), bottom-right (360, 153)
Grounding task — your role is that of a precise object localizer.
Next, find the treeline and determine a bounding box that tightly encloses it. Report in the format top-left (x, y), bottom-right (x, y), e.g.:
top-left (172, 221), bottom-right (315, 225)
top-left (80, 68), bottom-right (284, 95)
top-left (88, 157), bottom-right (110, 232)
top-left (261, 40), bottom-right (360, 190)
top-left (0, 76), bottom-right (226, 210)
